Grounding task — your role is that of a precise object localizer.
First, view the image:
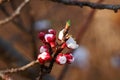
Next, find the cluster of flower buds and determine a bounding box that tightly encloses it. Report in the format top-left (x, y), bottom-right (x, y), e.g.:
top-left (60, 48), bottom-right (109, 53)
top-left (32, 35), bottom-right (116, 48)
top-left (37, 20), bottom-right (79, 65)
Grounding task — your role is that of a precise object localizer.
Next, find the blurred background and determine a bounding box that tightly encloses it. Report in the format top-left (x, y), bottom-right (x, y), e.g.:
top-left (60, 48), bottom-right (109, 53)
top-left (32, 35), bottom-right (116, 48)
top-left (0, 0), bottom-right (120, 80)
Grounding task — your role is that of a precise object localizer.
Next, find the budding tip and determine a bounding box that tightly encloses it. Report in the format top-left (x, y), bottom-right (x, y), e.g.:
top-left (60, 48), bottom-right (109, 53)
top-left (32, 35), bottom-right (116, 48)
top-left (66, 20), bottom-right (71, 27)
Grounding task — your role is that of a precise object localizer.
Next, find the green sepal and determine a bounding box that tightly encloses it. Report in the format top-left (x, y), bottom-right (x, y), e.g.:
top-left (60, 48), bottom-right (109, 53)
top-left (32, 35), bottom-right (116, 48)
top-left (66, 20), bottom-right (71, 27)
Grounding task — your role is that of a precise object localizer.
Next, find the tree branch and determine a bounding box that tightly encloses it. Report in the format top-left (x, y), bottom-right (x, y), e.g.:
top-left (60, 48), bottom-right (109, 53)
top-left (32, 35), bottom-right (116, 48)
top-left (0, 60), bottom-right (39, 79)
top-left (0, 0), bottom-right (30, 25)
top-left (0, 5), bottom-right (30, 34)
top-left (0, 60), bottom-right (39, 74)
top-left (50, 0), bottom-right (120, 12)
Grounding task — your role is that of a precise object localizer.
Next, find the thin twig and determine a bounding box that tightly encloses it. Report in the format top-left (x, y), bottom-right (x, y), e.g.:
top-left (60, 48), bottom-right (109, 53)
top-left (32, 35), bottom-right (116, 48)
top-left (50, 0), bottom-right (120, 12)
top-left (0, 60), bottom-right (39, 74)
top-left (0, 0), bottom-right (30, 25)
top-left (0, 60), bottom-right (39, 80)
top-left (9, 0), bottom-right (30, 34)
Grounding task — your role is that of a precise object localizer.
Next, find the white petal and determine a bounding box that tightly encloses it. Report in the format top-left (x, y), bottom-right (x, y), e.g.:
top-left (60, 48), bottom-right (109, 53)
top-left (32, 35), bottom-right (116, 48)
top-left (58, 29), bottom-right (64, 40)
top-left (45, 34), bottom-right (54, 42)
top-left (66, 37), bottom-right (79, 49)
top-left (58, 56), bottom-right (67, 64)
top-left (40, 46), bottom-right (47, 53)
top-left (38, 52), bottom-right (47, 59)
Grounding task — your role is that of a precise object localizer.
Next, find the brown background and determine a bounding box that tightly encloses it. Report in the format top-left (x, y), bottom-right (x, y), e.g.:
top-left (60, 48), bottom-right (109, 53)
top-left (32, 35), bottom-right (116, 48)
top-left (0, 0), bottom-right (120, 80)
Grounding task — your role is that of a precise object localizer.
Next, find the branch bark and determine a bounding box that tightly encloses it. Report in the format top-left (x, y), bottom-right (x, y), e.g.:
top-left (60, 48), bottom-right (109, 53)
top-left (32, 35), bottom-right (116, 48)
top-left (0, 60), bottom-right (39, 80)
top-left (50, 0), bottom-right (120, 12)
top-left (0, 60), bottom-right (39, 74)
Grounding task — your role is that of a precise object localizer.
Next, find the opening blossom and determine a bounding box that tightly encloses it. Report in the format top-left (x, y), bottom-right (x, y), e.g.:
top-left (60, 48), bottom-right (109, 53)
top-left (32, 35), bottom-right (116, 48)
top-left (66, 37), bottom-right (79, 49)
top-left (37, 20), bottom-right (79, 66)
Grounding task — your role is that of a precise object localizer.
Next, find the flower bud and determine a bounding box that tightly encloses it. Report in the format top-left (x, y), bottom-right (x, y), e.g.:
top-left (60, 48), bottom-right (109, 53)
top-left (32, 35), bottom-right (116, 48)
top-left (56, 53), bottom-right (67, 65)
top-left (38, 32), bottom-right (45, 41)
top-left (64, 53), bottom-right (74, 64)
top-left (37, 52), bottom-right (51, 64)
top-left (44, 34), bottom-right (56, 42)
top-left (48, 29), bottom-right (56, 35)
top-left (39, 45), bottom-right (49, 53)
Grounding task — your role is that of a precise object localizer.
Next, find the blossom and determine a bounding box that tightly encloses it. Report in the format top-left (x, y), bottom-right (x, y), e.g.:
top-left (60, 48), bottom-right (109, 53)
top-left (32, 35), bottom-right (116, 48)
top-left (37, 52), bottom-right (51, 64)
top-left (38, 32), bottom-right (45, 41)
top-left (66, 37), bottom-right (79, 49)
top-left (48, 29), bottom-right (56, 35)
top-left (44, 34), bottom-right (56, 42)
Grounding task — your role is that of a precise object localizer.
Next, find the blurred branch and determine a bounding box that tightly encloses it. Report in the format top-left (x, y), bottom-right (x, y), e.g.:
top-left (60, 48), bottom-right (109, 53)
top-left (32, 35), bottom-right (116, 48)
top-left (0, 0), bottom-right (30, 25)
top-left (57, 64), bottom-right (69, 80)
top-left (0, 60), bottom-right (39, 74)
top-left (29, 14), bottom-right (37, 59)
top-left (0, 5), bottom-right (30, 34)
top-left (50, 0), bottom-right (120, 12)
top-left (0, 60), bottom-right (39, 80)
top-left (57, 0), bottom-right (103, 80)
top-left (25, 3), bottom-right (38, 59)
top-left (0, 38), bottom-right (30, 66)
top-left (76, 9), bottom-right (96, 42)
top-left (9, 0), bottom-right (30, 34)
top-left (76, 0), bottom-right (104, 42)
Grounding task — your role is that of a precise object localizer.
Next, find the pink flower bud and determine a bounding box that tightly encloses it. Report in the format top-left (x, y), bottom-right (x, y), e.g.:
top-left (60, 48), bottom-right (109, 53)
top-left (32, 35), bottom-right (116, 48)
top-left (44, 34), bottom-right (56, 42)
top-left (37, 52), bottom-right (51, 64)
top-left (48, 29), bottom-right (56, 35)
top-left (39, 45), bottom-right (49, 53)
top-left (56, 53), bottom-right (67, 65)
top-left (66, 37), bottom-right (79, 49)
top-left (64, 53), bottom-right (74, 64)
top-left (38, 32), bottom-right (45, 41)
